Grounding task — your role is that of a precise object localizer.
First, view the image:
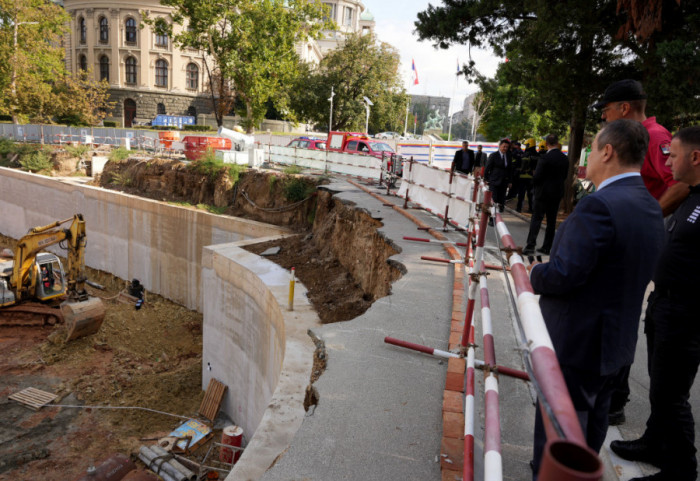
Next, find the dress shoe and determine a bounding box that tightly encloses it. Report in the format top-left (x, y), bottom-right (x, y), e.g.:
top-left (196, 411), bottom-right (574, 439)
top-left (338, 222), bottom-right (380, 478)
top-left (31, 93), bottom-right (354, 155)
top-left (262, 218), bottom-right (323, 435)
top-left (536, 246), bottom-right (551, 255)
top-left (522, 246), bottom-right (535, 255)
top-left (488, 218), bottom-right (494, 226)
top-left (608, 408), bottom-right (625, 426)
top-left (610, 438), bottom-right (662, 468)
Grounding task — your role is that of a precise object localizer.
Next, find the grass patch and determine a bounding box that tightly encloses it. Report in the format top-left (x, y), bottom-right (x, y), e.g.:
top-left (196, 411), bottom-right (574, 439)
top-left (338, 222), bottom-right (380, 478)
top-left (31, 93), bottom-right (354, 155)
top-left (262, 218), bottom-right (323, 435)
top-left (189, 148), bottom-right (246, 182)
top-left (19, 147), bottom-right (52, 174)
top-left (65, 144), bottom-right (90, 159)
top-left (283, 176), bottom-right (316, 203)
top-left (196, 204), bottom-right (227, 215)
top-left (109, 147), bottom-right (131, 163)
top-left (109, 172), bottom-right (133, 187)
top-left (283, 165), bottom-right (303, 175)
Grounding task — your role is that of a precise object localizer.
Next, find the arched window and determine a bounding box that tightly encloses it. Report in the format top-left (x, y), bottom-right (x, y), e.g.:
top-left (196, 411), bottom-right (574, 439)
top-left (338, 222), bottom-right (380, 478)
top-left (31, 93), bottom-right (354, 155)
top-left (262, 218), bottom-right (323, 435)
top-left (79, 54), bottom-right (87, 72)
top-left (99, 55), bottom-right (110, 81)
top-left (157, 103), bottom-right (166, 115)
top-left (155, 59), bottom-right (168, 87)
top-left (125, 18), bottom-right (137, 44)
top-left (155, 32), bottom-right (168, 48)
top-left (125, 56), bottom-right (137, 84)
top-left (186, 63), bottom-right (199, 90)
top-left (79, 17), bottom-right (86, 44)
top-left (99, 17), bottom-right (109, 43)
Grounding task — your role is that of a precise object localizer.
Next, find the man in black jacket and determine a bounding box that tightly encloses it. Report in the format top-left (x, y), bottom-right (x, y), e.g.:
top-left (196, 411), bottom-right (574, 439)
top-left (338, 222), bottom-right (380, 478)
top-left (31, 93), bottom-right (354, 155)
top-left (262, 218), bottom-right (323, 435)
top-left (451, 140), bottom-right (475, 175)
top-left (522, 134), bottom-right (569, 255)
top-left (484, 138), bottom-right (513, 212)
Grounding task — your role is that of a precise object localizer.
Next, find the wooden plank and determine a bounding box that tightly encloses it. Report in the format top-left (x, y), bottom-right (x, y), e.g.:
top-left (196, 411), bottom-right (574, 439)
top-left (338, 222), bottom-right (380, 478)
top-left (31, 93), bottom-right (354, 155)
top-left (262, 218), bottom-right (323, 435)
top-left (198, 378), bottom-right (227, 423)
top-left (9, 387), bottom-right (58, 410)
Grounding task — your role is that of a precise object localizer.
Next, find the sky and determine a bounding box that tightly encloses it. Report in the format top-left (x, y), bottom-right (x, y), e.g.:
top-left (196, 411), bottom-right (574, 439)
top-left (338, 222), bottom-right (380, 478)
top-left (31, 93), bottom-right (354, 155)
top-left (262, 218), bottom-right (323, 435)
top-left (362, 0), bottom-right (501, 115)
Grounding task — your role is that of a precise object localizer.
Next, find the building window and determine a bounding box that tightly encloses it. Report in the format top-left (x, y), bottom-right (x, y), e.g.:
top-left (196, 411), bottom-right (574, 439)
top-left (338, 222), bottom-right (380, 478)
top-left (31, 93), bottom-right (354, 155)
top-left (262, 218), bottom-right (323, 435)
top-left (125, 18), bottom-right (137, 44)
top-left (155, 59), bottom-right (168, 87)
top-left (99, 55), bottom-right (109, 81)
top-left (323, 3), bottom-right (336, 22)
top-left (79, 54), bottom-right (87, 71)
top-left (79, 17), bottom-right (86, 44)
top-left (186, 63), bottom-right (198, 90)
top-left (125, 56), bottom-right (137, 84)
top-left (99, 17), bottom-right (109, 43)
top-left (157, 103), bottom-right (166, 115)
top-left (155, 32), bottom-right (168, 48)
top-left (344, 7), bottom-right (353, 27)
top-left (187, 106), bottom-right (196, 120)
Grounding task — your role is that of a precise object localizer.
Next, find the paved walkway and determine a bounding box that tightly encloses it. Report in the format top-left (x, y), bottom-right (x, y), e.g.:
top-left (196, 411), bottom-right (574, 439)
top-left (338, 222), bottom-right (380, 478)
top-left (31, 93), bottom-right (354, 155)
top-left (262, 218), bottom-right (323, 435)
top-left (260, 177), bottom-right (700, 481)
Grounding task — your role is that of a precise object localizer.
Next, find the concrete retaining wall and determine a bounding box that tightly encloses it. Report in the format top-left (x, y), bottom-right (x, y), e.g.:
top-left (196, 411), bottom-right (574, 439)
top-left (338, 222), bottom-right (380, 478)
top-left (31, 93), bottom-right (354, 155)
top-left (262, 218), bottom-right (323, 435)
top-left (202, 241), bottom-right (320, 480)
top-left (0, 167), bottom-right (288, 311)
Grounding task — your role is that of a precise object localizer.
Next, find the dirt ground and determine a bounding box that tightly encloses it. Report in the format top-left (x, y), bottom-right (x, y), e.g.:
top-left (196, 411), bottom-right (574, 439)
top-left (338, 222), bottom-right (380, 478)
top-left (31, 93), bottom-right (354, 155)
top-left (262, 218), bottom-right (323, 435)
top-left (0, 153), bottom-right (401, 480)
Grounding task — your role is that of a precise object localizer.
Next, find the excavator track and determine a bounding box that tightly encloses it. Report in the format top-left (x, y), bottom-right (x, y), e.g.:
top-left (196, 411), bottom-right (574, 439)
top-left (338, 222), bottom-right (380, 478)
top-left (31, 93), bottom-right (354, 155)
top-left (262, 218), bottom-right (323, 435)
top-left (0, 302), bottom-right (64, 327)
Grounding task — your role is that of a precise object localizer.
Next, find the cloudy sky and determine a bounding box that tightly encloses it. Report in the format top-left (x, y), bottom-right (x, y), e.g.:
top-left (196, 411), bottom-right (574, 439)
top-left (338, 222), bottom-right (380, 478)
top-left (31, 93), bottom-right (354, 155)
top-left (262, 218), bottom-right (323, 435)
top-left (362, 0), bottom-right (501, 114)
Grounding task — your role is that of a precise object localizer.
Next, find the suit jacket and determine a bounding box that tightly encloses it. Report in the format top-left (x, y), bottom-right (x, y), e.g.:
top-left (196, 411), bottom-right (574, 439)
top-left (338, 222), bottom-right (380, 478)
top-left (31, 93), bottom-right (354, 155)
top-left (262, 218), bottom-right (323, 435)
top-left (533, 148), bottom-right (569, 200)
top-left (484, 151), bottom-right (512, 186)
top-left (452, 148), bottom-right (475, 174)
top-left (474, 151), bottom-right (487, 168)
top-left (530, 176), bottom-right (664, 375)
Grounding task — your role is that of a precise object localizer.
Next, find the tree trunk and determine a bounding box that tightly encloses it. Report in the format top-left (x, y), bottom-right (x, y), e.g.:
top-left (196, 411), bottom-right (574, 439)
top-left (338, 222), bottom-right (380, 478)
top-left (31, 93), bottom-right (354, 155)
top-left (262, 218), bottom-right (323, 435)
top-left (245, 101), bottom-right (254, 134)
top-left (563, 101), bottom-right (587, 213)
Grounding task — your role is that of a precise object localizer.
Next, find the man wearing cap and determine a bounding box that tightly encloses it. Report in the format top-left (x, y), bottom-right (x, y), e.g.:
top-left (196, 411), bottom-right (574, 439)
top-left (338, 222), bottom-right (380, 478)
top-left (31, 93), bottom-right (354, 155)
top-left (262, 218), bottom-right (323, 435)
top-left (527, 120), bottom-right (664, 480)
top-left (611, 126), bottom-right (700, 481)
top-left (594, 79), bottom-right (690, 425)
top-left (451, 140), bottom-right (475, 175)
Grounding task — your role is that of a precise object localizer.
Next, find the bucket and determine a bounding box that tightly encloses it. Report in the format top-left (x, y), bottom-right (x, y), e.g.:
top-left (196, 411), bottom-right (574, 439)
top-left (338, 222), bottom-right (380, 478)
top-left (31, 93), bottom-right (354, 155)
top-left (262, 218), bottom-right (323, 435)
top-left (219, 425), bottom-right (243, 464)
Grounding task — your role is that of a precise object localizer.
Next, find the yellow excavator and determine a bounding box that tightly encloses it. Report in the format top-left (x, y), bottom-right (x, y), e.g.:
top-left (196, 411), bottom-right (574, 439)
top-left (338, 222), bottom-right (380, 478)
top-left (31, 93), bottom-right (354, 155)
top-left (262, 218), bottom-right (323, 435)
top-left (0, 214), bottom-right (105, 341)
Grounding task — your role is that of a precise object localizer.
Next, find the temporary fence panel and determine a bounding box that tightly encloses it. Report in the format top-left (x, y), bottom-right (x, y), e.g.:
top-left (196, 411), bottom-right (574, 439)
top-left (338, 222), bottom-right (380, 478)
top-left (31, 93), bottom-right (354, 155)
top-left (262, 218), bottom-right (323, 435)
top-left (269, 145), bottom-right (383, 181)
top-left (0, 123), bottom-right (160, 150)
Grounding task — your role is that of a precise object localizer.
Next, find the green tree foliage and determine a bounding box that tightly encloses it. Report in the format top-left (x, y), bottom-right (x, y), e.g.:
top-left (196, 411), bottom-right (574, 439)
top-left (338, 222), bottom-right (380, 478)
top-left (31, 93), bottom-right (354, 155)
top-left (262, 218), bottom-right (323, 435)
top-left (415, 0), bottom-right (699, 209)
top-left (290, 33), bottom-right (408, 133)
top-left (0, 0), bottom-right (69, 123)
top-left (148, 0), bottom-right (330, 132)
top-left (55, 71), bottom-right (115, 126)
top-left (476, 66), bottom-right (563, 142)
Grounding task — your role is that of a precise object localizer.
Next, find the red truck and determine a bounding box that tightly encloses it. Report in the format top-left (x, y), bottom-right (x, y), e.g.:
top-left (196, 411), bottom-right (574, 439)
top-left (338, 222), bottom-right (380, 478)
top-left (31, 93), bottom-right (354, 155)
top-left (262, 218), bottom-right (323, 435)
top-left (326, 131), bottom-right (402, 176)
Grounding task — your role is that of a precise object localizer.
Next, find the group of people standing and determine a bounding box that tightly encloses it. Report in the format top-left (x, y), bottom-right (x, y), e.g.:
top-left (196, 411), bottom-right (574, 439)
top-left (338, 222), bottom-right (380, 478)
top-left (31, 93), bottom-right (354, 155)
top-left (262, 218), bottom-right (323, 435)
top-left (454, 79), bottom-right (699, 481)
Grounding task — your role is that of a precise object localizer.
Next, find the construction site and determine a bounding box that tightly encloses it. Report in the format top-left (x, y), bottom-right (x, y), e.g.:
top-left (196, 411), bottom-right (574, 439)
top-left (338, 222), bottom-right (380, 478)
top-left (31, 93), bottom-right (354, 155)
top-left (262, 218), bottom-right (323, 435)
top-left (1, 138), bottom-right (694, 481)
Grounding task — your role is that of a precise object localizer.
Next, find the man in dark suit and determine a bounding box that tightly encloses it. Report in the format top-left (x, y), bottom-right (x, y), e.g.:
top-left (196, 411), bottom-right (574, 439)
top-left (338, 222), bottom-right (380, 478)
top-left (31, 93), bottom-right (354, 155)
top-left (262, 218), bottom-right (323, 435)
top-left (451, 140), bottom-right (475, 175)
top-left (484, 138), bottom-right (512, 211)
top-left (474, 144), bottom-right (487, 171)
top-left (528, 119), bottom-right (665, 480)
top-left (522, 134), bottom-right (569, 255)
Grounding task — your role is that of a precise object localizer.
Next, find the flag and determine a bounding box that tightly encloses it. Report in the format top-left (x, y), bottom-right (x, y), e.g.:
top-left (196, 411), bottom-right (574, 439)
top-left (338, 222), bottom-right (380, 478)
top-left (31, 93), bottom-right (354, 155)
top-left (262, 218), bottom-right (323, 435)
top-left (412, 59), bottom-right (419, 85)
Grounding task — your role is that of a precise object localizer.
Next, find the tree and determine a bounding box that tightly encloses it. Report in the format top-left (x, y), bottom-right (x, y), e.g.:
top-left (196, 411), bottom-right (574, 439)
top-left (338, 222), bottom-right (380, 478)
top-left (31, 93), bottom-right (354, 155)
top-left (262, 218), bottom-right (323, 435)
top-left (0, 0), bottom-right (68, 123)
top-left (148, 0), bottom-right (330, 132)
top-left (290, 33), bottom-right (408, 133)
top-left (55, 71), bottom-right (115, 126)
top-left (414, 0), bottom-right (699, 210)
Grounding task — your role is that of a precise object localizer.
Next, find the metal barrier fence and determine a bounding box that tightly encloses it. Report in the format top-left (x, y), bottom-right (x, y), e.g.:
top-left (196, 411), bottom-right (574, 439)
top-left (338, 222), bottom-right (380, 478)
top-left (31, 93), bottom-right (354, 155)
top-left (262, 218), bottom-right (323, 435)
top-left (0, 123), bottom-right (160, 150)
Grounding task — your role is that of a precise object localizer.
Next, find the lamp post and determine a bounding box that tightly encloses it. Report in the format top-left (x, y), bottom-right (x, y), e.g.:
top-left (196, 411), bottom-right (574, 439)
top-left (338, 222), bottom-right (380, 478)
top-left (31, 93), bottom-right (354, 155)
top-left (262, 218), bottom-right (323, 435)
top-left (328, 86), bottom-right (335, 133)
top-left (403, 99), bottom-right (410, 137)
top-left (362, 96), bottom-right (373, 134)
top-left (11, 19), bottom-right (39, 125)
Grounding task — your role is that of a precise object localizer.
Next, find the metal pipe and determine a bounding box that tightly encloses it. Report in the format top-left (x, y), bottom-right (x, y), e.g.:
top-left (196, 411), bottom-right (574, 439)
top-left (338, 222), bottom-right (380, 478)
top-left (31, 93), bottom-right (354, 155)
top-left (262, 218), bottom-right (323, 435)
top-left (479, 272), bottom-right (496, 367)
top-left (384, 336), bottom-right (459, 359)
top-left (484, 374), bottom-right (503, 481)
top-left (473, 359), bottom-right (530, 381)
top-left (463, 326), bottom-right (476, 481)
top-left (149, 445), bottom-right (196, 481)
top-left (138, 446), bottom-right (186, 481)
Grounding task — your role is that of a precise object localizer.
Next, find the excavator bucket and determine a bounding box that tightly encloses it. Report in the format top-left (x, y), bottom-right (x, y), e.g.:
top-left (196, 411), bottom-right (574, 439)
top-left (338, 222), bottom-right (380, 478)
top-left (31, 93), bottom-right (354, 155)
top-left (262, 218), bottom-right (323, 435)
top-left (61, 296), bottom-right (106, 342)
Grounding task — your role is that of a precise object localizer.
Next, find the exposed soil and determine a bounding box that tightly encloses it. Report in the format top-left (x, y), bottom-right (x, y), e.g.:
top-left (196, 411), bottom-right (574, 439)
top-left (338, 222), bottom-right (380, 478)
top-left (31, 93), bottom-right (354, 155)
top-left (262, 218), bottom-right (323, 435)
top-left (0, 152), bottom-right (403, 480)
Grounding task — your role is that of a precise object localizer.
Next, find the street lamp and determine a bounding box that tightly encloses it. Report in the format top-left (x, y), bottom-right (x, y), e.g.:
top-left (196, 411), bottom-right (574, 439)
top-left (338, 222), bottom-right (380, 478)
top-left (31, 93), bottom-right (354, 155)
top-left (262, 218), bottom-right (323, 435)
top-left (328, 86), bottom-right (335, 133)
top-left (403, 99), bottom-right (410, 137)
top-left (362, 96), bottom-right (373, 134)
top-left (11, 20), bottom-right (39, 125)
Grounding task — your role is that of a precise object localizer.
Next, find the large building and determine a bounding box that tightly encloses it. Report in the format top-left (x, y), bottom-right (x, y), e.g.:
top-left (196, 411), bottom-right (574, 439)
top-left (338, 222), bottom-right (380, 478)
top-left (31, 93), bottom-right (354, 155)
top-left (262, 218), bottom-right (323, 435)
top-left (62, 0), bottom-right (374, 127)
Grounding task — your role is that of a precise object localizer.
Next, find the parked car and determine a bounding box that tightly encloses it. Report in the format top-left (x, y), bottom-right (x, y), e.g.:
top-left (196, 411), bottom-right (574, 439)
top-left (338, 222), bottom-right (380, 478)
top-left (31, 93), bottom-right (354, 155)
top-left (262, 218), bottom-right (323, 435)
top-left (374, 131), bottom-right (400, 139)
top-left (286, 137), bottom-right (326, 150)
top-left (326, 131), bottom-right (403, 176)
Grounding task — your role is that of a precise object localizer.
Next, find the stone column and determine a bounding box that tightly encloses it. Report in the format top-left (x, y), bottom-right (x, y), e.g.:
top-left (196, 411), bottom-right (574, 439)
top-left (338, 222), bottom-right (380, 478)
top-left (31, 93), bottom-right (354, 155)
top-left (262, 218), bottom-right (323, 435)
top-left (85, 8), bottom-right (96, 80)
top-left (139, 10), bottom-right (150, 90)
top-left (110, 8), bottom-right (120, 87)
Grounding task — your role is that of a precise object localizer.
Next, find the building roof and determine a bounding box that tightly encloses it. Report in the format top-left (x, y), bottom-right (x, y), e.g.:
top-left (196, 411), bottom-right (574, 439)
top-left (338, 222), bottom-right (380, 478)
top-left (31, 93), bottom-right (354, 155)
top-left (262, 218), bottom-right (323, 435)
top-left (360, 9), bottom-right (374, 21)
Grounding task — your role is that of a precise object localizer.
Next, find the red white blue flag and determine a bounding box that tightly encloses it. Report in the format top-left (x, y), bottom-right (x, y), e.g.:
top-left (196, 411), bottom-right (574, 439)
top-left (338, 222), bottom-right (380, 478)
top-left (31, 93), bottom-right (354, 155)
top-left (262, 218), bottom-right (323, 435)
top-left (412, 59), bottom-right (419, 85)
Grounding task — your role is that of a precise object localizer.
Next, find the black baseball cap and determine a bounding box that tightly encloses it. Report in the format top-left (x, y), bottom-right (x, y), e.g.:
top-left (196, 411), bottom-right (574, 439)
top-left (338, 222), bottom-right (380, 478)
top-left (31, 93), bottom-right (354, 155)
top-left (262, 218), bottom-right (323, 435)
top-left (592, 79), bottom-right (647, 109)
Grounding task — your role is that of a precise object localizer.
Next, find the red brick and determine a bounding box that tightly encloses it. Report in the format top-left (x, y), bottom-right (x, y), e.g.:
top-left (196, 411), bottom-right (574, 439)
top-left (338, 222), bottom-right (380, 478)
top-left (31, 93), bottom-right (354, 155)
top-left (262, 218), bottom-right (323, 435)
top-left (449, 331), bottom-right (462, 348)
top-left (451, 320), bottom-right (462, 333)
top-left (440, 436), bottom-right (464, 471)
top-left (447, 357), bottom-right (466, 373)
top-left (443, 411), bottom-right (465, 439)
top-left (452, 311), bottom-right (464, 322)
top-left (442, 469), bottom-right (462, 481)
top-left (443, 390), bottom-right (463, 413)
top-left (445, 371), bottom-right (465, 392)
top-left (453, 281), bottom-right (464, 291)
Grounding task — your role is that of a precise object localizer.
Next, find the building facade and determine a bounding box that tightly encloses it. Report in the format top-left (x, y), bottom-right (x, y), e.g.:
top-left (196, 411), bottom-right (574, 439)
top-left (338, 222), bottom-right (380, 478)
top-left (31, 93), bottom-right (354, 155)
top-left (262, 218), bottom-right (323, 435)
top-left (63, 0), bottom-right (375, 127)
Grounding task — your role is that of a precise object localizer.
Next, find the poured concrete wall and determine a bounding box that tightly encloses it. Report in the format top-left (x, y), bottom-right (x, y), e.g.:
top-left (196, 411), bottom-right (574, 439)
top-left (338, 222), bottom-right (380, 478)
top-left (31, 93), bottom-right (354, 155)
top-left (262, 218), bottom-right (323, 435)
top-left (202, 241), bottom-right (320, 480)
top-left (0, 167), bottom-right (288, 311)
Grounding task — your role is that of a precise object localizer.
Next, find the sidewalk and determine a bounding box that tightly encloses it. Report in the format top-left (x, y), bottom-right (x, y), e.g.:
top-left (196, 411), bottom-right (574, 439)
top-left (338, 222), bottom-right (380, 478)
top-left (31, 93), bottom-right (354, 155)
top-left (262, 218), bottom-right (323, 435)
top-left (260, 179), bottom-right (699, 480)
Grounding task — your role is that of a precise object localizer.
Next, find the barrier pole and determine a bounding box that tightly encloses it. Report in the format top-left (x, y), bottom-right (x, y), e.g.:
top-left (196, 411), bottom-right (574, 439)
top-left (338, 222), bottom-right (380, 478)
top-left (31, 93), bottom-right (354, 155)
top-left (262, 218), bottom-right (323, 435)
top-left (484, 373), bottom-right (503, 481)
top-left (493, 212), bottom-right (584, 443)
top-left (464, 324), bottom-right (476, 481)
top-left (383, 336), bottom-right (460, 359)
top-left (288, 267), bottom-right (295, 311)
